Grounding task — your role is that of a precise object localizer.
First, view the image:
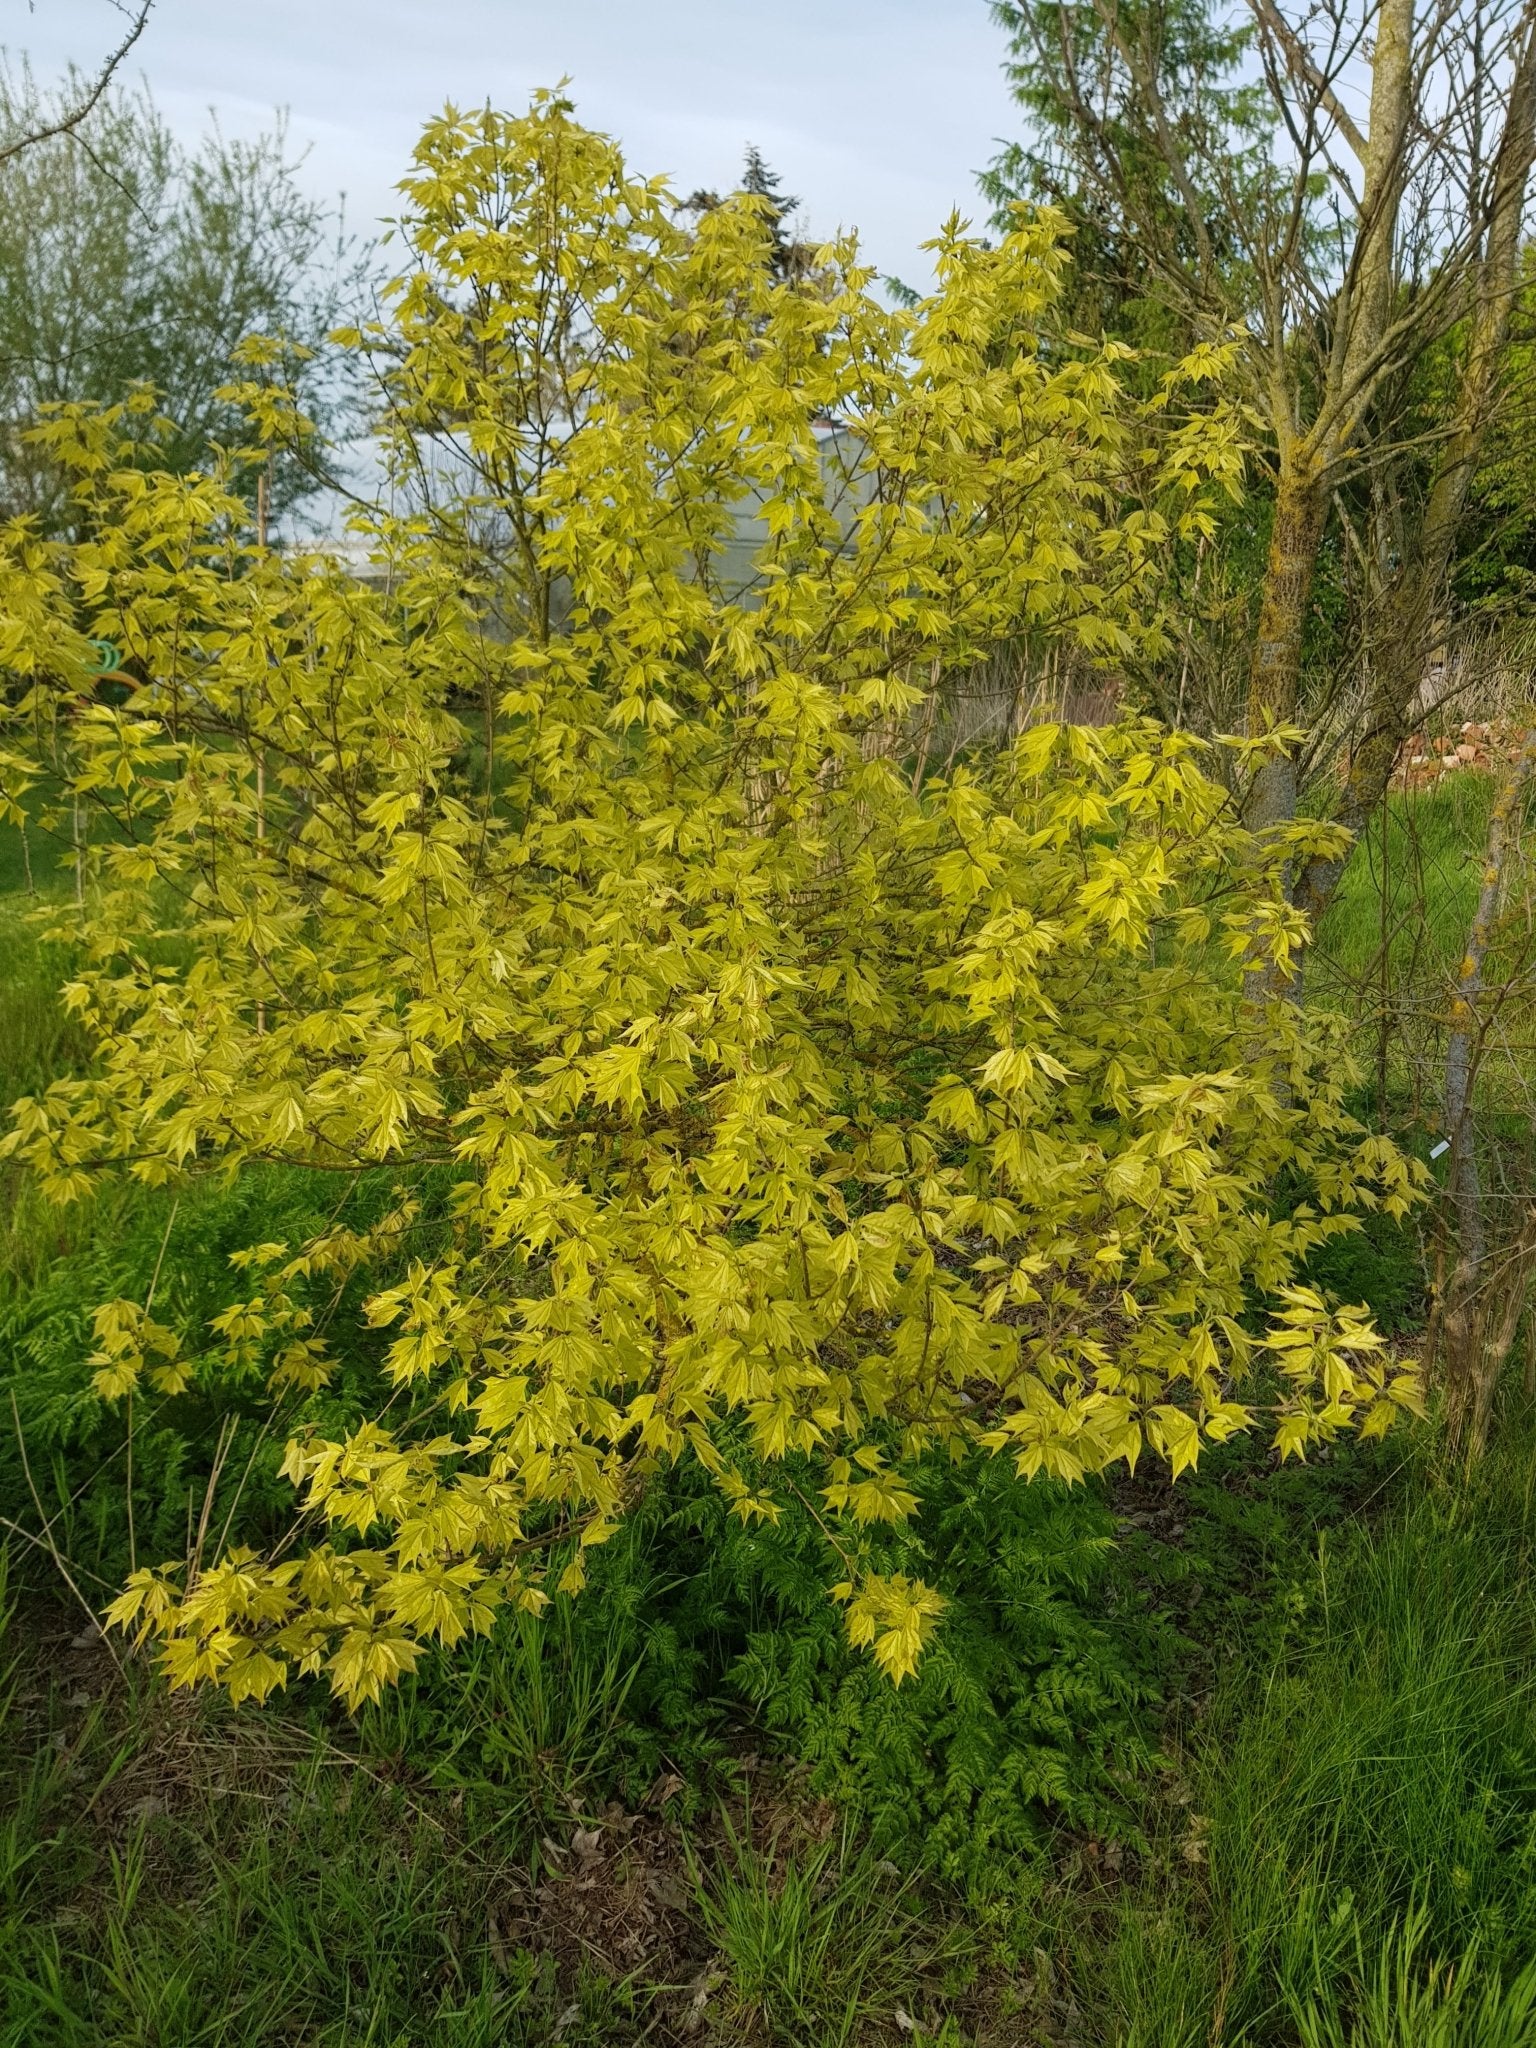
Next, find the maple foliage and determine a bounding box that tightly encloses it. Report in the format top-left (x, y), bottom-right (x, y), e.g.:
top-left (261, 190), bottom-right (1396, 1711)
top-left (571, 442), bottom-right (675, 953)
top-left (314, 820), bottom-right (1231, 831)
top-left (0, 95), bottom-right (1422, 1708)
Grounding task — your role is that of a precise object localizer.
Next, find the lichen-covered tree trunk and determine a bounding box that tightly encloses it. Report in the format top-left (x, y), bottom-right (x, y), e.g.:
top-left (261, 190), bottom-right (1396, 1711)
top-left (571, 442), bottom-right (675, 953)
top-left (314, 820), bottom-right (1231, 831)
top-left (1244, 454), bottom-right (1328, 835)
top-left (1244, 0), bottom-right (1412, 844)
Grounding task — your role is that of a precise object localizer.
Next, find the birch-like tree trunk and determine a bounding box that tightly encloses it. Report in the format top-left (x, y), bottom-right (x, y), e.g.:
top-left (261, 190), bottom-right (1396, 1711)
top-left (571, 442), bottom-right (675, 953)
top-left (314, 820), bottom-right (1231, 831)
top-left (1442, 732), bottom-right (1536, 1454)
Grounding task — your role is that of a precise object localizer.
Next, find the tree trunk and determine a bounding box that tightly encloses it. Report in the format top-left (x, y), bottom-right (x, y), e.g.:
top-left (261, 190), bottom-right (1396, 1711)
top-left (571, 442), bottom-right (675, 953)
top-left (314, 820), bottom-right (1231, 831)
top-left (1245, 453), bottom-right (1328, 833)
top-left (1442, 730), bottom-right (1536, 1456)
top-left (1293, 11), bottom-right (1536, 932)
top-left (1332, 0), bottom-right (1415, 428)
top-left (1291, 614), bottom-right (1423, 931)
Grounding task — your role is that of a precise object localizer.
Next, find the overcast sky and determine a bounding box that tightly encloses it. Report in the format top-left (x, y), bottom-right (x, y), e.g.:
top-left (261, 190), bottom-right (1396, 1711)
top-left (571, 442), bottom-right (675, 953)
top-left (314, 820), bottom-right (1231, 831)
top-left (8, 1), bottom-right (1021, 287)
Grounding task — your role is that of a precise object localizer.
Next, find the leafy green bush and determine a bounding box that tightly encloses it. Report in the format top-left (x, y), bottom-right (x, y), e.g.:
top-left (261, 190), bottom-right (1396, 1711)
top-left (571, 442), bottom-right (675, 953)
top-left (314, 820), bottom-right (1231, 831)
top-left (723, 1458), bottom-right (1152, 1886)
top-left (1300, 1203), bottom-right (1426, 1337)
top-left (0, 95), bottom-right (1424, 1717)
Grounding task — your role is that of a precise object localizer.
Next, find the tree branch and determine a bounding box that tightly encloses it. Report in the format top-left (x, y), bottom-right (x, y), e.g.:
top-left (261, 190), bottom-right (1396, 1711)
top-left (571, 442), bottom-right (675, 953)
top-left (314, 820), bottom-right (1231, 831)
top-left (0, 1), bottom-right (154, 166)
top-left (1089, 0), bottom-right (1216, 281)
top-left (1246, 0), bottom-right (1368, 165)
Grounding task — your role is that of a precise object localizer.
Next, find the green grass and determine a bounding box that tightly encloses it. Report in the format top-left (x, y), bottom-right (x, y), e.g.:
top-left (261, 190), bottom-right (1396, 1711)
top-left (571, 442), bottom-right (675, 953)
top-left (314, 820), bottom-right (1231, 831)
top-left (0, 1615), bottom-right (643, 2045)
top-left (1285, 1908), bottom-right (1536, 2048)
top-left (0, 1567), bottom-right (970, 2046)
top-left (1043, 1427), bottom-right (1536, 2045)
top-left (1310, 774), bottom-right (1536, 1125)
top-left (10, 1399), bottom-right (1536, 2043)
top-left (1314, 777), bottom-right (1494, 999)
top-left (684, 1813), bottom-right (960, 2046)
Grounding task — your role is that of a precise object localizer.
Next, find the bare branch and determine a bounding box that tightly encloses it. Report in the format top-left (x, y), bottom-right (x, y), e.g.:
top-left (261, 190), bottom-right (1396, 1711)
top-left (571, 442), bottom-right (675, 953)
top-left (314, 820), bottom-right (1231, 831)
top-left (0, 1), bottom-right (153, 166)
top-left (1246, 0), bottom-right (1369, 164)
top-left (1089, 0), bottom-right (1216, 281)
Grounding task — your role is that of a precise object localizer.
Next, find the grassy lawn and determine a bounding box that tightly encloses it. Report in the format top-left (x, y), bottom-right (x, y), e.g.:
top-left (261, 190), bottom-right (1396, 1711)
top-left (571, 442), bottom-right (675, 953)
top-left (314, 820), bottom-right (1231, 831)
top-left (1311, 773), bottom-right (1536, 1133)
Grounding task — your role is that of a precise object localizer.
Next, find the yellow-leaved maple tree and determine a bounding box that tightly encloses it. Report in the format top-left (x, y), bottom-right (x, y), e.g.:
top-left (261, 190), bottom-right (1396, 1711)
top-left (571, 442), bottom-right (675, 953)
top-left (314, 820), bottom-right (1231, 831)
top-left (0, 94), bottom-right (1423, 1707)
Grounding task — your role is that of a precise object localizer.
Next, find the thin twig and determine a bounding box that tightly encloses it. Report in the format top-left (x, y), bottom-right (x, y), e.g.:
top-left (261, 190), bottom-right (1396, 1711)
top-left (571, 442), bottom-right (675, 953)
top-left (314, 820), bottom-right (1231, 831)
top-left (0, 2), bottom-right (154, 166)
top-left (130, 1194), bottom-right (180, 1575)
top-left (187, 1414), bottom-right (237, 1595)
top-left (8, 1391), bottom-right (126, 1676)
top-left (0, 1513), bottom-right (115, 1590)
